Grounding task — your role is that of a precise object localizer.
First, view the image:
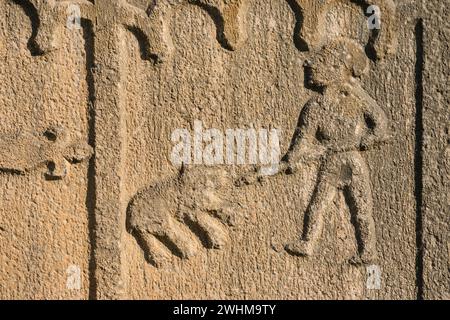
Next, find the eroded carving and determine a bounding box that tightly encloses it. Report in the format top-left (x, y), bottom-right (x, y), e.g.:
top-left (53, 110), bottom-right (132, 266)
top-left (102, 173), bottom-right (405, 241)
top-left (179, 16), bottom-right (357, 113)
top-left (289, 0), bottom-right (398, 59)
top-left (10, 0), bottom-right (95, 53)
top-left (189, 0), bottom-right (249, 50)
top-left (5, 0), bottom-right (397, 298)
top-left (9, 0), bottom-right (246, 299)
top-left (280, 39), bottom-right (391, 264)
top-left (127, 166), bottom-right (239, 267)
top-left (13, 0), bottom-right (249, 61)
top-left (0, 126), bottom-right (93, 179)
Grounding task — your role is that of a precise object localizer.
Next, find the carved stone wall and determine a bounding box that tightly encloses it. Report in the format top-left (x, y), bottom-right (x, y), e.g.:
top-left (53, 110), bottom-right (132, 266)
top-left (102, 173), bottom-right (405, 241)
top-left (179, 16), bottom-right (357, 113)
top-left (0, 0), bottom-right (447, 300)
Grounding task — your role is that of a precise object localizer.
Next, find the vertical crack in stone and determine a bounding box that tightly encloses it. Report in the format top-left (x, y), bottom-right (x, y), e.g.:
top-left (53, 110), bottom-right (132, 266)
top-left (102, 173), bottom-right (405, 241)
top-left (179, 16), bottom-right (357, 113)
top-left (414, 18), bottom-right (424, 300)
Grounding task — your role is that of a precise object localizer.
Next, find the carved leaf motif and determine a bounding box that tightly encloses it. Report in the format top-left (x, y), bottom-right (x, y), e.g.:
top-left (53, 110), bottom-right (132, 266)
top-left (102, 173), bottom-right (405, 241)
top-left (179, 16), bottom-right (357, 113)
top-left (291, 0), bottom-right (398, 59)
top-left (14, 0), bottom-right (249, 60)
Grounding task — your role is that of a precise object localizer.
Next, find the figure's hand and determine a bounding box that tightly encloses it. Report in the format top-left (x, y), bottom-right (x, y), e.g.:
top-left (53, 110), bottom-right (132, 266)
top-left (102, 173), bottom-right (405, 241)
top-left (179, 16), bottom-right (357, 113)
top-left (360, 135), bottom-right (376, 151)
top-left (360, 132), bottom-right (393, 151)
top-left (283, 142), bottom-right (327, 174)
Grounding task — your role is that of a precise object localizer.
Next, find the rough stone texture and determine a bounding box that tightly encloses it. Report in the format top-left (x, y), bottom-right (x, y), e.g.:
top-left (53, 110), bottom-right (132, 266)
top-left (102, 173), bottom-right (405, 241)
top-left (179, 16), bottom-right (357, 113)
top-left (421, 0), bottom-right (450, 300)
top-left (0, 1), bottom-right (92, 299)
top-left (0, 0), bottom-right (447, 300)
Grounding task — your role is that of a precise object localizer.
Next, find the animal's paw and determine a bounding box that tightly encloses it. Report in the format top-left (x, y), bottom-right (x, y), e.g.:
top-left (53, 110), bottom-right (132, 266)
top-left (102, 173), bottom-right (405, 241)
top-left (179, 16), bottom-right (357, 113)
top-left (285, 240), bottom-right (314, 257)
top-left (181, 210), bottom-right (230, 250)
top-left (179, 166), bottom-right (242, 249)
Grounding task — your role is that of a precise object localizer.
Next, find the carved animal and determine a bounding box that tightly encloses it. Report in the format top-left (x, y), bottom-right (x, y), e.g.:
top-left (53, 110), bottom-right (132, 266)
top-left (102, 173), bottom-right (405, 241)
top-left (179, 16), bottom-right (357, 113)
top-left (127, 166), bottom-right (239, 267)
top-left (282, 38), bottom-right (391, 264)
top-left (0, 126), bottom-right (93, 179)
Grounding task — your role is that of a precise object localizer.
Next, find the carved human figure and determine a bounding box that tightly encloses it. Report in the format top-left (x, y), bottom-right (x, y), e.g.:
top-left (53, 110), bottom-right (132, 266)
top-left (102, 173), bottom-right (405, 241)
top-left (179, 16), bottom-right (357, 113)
top-left (127, 166), bottom-right (239, 267)
top-left (282, 39), bottom-right (391, 264)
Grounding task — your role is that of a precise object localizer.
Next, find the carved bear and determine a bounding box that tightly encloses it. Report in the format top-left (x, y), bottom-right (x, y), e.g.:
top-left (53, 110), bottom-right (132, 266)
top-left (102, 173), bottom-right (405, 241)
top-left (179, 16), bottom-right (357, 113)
top-left (127, 166), bottom-right (239, 267)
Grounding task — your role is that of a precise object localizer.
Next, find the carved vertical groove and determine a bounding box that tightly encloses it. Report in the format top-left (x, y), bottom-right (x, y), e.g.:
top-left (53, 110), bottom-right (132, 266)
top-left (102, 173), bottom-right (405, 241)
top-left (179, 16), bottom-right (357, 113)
top-left (414, 18), bottom-right (424, 300)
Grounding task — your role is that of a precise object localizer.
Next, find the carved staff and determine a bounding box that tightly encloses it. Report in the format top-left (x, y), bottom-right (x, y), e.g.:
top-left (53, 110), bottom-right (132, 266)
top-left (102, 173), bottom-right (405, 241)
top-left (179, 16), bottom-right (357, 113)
top-left (14, 0), bottom-right (248, 299)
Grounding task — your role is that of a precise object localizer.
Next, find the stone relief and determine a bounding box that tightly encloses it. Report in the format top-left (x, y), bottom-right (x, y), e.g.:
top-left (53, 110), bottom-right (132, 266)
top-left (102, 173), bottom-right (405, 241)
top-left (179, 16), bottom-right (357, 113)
top-left (127, 166), bottom-right (239, 267)
top-left (13, 0), bottom-right (249, 59)
top-left (4, 0), bottom-right (401, 298)
top-left (280, 38), bottom-right (391, 264)
top-left (289, 0), bottom-right (397, 59)
top-left (123, 0), bottom-right (397, 268)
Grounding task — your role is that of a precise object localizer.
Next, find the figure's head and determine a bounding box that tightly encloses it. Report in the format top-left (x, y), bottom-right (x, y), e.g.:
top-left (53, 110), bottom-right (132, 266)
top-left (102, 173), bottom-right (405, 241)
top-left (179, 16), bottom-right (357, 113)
top-left (305, 38), bottom-right (369, 87)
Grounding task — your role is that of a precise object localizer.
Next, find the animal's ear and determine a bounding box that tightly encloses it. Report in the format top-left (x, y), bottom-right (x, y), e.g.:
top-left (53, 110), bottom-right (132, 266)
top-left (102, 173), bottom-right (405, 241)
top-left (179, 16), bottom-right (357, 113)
top-left (178, 163), bottom-right (195, 184)
top-left (178, 164), bottom-right (205, 185)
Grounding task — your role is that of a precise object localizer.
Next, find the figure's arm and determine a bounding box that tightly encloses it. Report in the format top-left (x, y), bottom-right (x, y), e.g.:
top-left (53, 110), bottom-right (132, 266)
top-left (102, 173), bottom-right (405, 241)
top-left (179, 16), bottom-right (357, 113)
top-left (283, 99), bottom-right (326, 169)
top-left (351, 84), bottom-right (391, 149)
top-left (322, 137), bottom-right (360, 153)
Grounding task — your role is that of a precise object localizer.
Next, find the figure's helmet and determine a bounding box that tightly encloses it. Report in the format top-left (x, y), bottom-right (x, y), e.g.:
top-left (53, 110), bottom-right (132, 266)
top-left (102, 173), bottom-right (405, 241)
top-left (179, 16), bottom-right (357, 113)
top-left (307, 38), bottom-right (369, 86)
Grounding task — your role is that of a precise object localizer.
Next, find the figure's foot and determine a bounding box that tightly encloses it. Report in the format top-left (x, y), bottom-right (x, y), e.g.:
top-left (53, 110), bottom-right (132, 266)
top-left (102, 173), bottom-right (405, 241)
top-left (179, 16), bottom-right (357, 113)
top-left (285, 240), bottom-right (314, 257)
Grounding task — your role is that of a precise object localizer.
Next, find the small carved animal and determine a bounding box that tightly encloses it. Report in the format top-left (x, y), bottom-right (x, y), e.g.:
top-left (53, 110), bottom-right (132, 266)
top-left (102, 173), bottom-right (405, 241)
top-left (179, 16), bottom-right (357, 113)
top-left (127, 166), bottom-right (239, 267)
top-left (0, 126), bottom-right (93, 179)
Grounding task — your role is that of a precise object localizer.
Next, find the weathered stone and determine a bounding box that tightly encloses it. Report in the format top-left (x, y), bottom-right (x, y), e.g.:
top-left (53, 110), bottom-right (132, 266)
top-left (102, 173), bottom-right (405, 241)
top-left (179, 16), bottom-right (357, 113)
top-left (0, 0), bottom-right (447, 300)
top-left (421, 0), bottom-right (450, 300)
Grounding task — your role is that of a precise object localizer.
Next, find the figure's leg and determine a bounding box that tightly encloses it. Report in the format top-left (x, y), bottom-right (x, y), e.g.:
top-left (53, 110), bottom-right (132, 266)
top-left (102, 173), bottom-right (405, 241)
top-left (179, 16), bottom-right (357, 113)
top-left (345, 174), bottom-right (377, 264)
top-left (285, 175), bottom-right (337, 256)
